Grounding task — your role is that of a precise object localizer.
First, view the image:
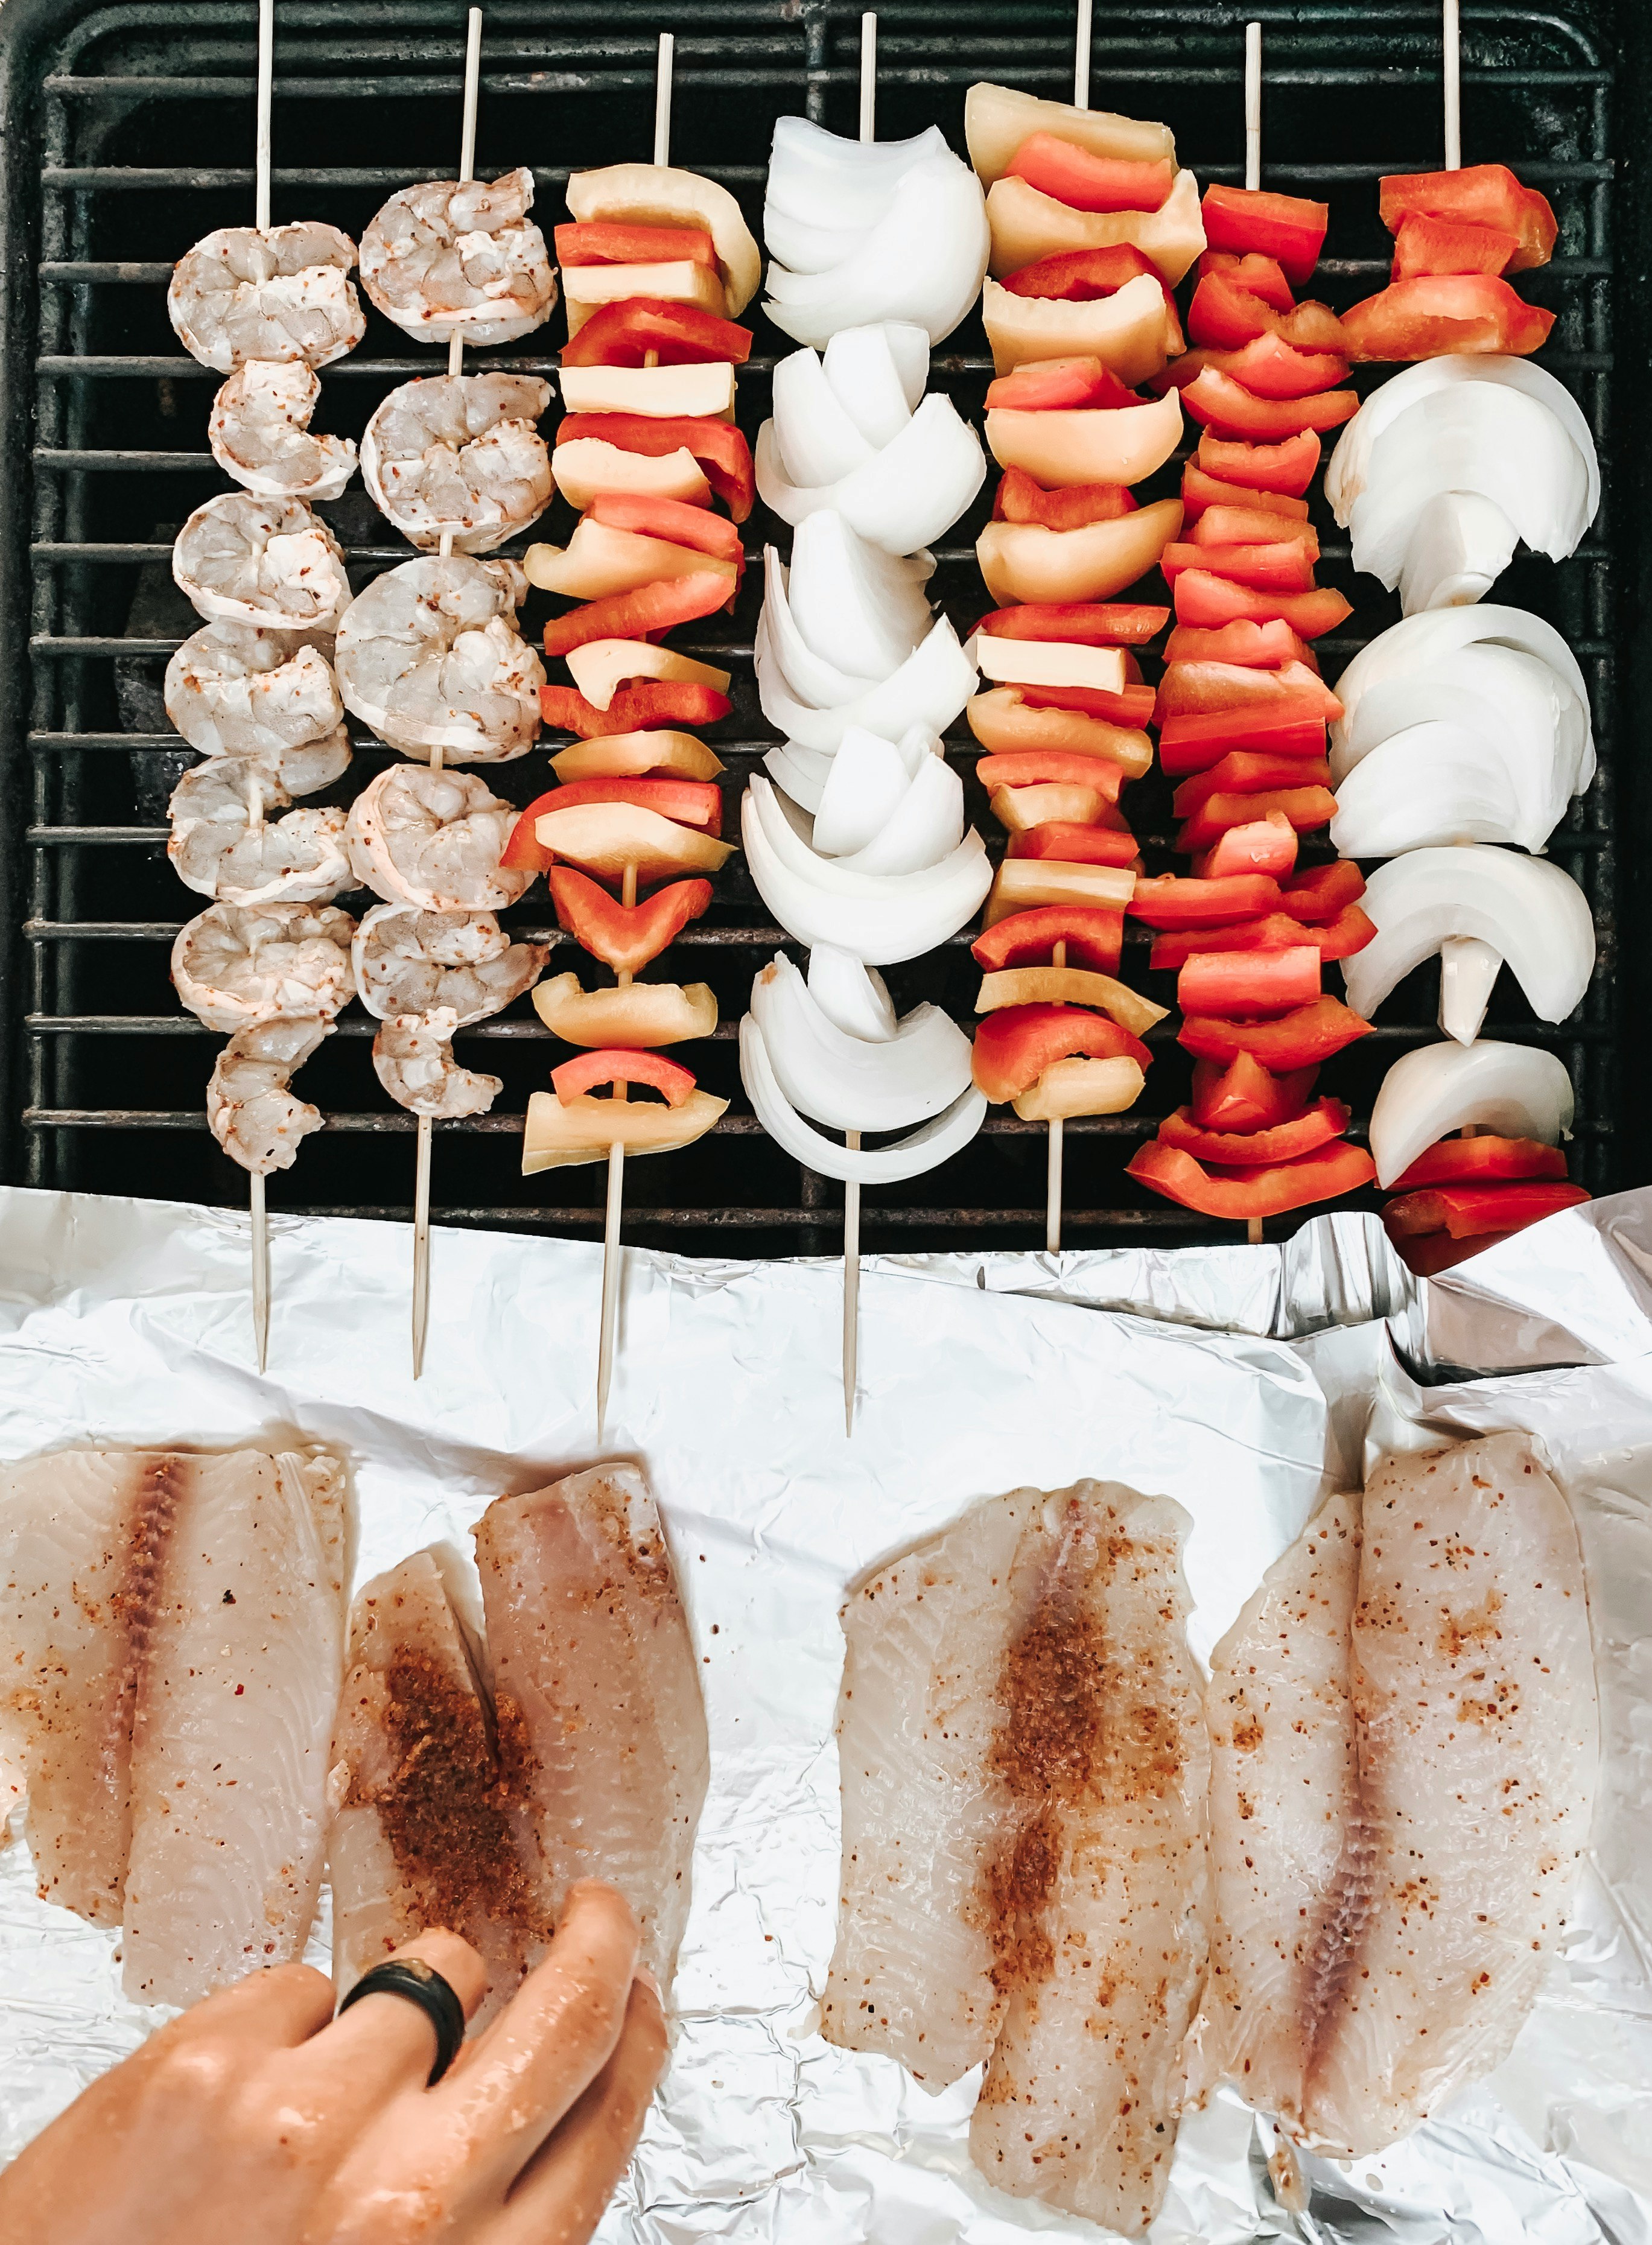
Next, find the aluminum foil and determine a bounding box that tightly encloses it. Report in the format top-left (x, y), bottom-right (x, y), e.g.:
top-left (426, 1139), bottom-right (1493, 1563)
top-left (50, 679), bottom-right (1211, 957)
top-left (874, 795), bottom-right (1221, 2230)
top-left (0, 1181), bottom-right (1644, 2245)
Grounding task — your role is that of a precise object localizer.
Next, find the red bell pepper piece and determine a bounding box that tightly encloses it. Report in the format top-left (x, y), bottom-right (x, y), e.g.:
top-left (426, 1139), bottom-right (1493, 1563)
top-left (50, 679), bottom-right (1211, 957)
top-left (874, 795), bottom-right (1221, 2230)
top-left (1187, 272), bottom-right (1347, 353)
top-left (1172, 753), bottom-right (1332, 820)
top-left (1128, 1136), bottom-right (1375, 1218)
top-left (1177, 785), bottom-right (1336, 854)
top-left (1163, 618), bottom-right (1318, 670)
top-left (556, 413), bottom-right (755, 519)
top-left (1390, 211), bottom-right (1519, 280)
top-left (1200, 185), bottom-right (1329, 286)
top-left (1002, 244), bottom-right (1187, 351)
top-left (1277, 859), bottom-right (1366, 922)
top-left (550, 1047), bottom-right (698, 1105)
top-left (1338, 275), bottom-right (1554, 362)
top-left (1158, 1097), bottom-right (1350, 1167)
top-left (1155, 659), bottom-right (1339, 723)
top-left (1014, 680), bottom-right (1157, 726)
top-left (1128, 873), bottom-right (1283, 927)
top-left (1177, 943), bottom-right (1321, 1016)
top-left (586, 491), bottom-right (743, 562)
top-left (547, 865), bottom-right (713, 973)
top-left (1196, 428), bottom-right (1322, 497)
top-left (1191, 1052), bottom-right (1316, 1132)
top-left (1188, 504), bottom-right (1319, 550)
top-left (1378, 164), bottom-right (1558, 272)
top-left (972, 1003), bottom-right (1151, 1102)
top-left (1149, 904), bottom-right (1373, 971)
top-left (538, 681), bottom-right (732, 738)
top-left (1382, 1180), bottom-right (1589, 1242)
top-left (1158, 700), bottom-right (1338, 772)
top-left (1006, 822), bottom-right (1140, 868)
top-left (554, 220), bottom-right (718, 269)
top-left (972, 600), bottom-right (1170, 646)
top-left (1160, 540), bottom-right (1319, 596)
top-left (971, 906), bottom-right (1125, 974)
top-left (1197, 250), bottom-right (1295, 310)
top-left (1179, 995), bottom-right (1371, 1069)
top-left (559, 298), bottom-right (753, 367)
top-left (1159, 334), bottom-right (1348, 401)
top-left (1193, 813), bottom-right (1301, 881)
top-left (1181, 368), bottom-right (1359, 440)
top-left (1180, 465), bottom-right (1310, 522)
top-left (1172, 573), bottom-right (1352, 639)
top-left (514, 776), bottom-right (722, 839)
top-left (985, 355), bottom-right (1140, 411)
top-left (993, 466), bottom-right (1138, 529)
top-left (975, 750), bottom-right (1127, 799)
top-left (1005, 133), bottom-right (1175, 214)
top-left (541, 572), bottom-right (732, 659)
top-left (1391, 1135), bottom-right (1568, 1190)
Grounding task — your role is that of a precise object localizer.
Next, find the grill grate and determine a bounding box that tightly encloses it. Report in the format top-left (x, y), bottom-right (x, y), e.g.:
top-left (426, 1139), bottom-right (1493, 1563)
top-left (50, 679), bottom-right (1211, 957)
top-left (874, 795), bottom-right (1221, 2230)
top-left (0, 0), bottom-right (1627, 1257)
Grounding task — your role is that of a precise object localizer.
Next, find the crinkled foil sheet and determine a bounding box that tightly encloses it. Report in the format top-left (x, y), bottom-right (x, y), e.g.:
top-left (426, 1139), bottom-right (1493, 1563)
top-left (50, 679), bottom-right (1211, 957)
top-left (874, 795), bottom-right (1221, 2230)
top-left (0, 1184), bottom-right (1645, 2244)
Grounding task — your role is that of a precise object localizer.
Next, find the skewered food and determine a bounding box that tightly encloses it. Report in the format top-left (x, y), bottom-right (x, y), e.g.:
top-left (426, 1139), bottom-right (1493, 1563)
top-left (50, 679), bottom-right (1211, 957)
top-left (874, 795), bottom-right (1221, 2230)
top-left (371, 1012), bottom-right (501, 1118)
top-left (208, 359), bottom-right (358, 501)
top-left (171, 899), bottom-right (357, 1032)
top-left (206, 1017), bottom-right (332, 1170)
top-left (351, 902), bottom-right (545, 1025)
top-left (173, 491), bottom-right (352, 631)
top-left (168, 757), bottom-right (351, 906)
top-left (361, 373), bottom-right (554, 554)
top-left (345, 764), bottom-right (530, 912)
top-left (334, 556), bottom-right (544, 761)
top-left (168, 219), bottom-right (365, 370)
top-left (360, 167), bottom-right (557, 346)
top-left (165, 620), bottom-right (350, 784)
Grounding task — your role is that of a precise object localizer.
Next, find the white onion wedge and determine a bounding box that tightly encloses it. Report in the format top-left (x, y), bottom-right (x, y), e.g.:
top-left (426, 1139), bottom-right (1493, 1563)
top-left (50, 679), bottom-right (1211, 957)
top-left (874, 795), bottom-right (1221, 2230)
top-left (741, 777), bottom-right (991, 961)
top-left (1333, 607), bottom-right (1591, 773)
top-left (812, 728), bottom-right (918, 856)
top-left (807, 944), bottom-right (898, 1040)
top-left (786, 511), bottom-right (933, 678)
top-left (756, 613), bottom-right (977, 752)
top-left (740, 1014), bottom-right (988, 1181)
top-left (1326, 357), bottom-right (1598, 525)
top-left (823, 322), bottom-right (928, 436)
top-left (766, 119), bottom-right (951, 249)
top-left (830, 752), bottom-right (964, 876)
top-left (758, 551), bottom-right (881, 707)
top-left (1367, 1039), bottom-right (1574, 1189)
top-left (763, 736), bottom-right (835, 812)
top-left (751, 950), bottom-right (973, 1131)
top-left (1437, 936), bottom-right (1505, 1044)
top-left (771, 346), bottom-right (877, 487)
top-left (1342, 846), bottom-right (1595, 1041)
top-left (757, 396), bottom-right (986, 556)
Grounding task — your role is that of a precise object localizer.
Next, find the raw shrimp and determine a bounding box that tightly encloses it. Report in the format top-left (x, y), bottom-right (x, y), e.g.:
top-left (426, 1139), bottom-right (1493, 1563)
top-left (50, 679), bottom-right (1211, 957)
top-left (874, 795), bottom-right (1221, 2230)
top-left (171, 900), bottom-right (357, 1034)
top-left (372, 1012), bottom-right (502, 1119)
top-left (173, 492), bottom-right (352, 632)
top-left (333, 556), bottom-right (542, 762)
top-left (206, 1017), bottom-right (332, 1172)
top-left (360, 169), bottom-right (557, 348)
top-left (168, 760), bottom-right (352, 907)
top-left (168, 221), bottom-right (366, 372)
top-left (165, 620), bottom-right (349, 789)
top-left (345, 764), bottom-right (529, 912)
top-left (352, 901), bottom-right (545, 1025)
top-left (361, 373), bottom-right (553, 554)
top-left (209, 360), bottom-right (358, 502)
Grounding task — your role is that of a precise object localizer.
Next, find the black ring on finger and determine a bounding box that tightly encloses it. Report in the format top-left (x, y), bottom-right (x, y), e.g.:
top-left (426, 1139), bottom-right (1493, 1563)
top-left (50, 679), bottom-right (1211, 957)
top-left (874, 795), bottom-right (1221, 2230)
top-left (336, 1958), bottom-right (466, 2085)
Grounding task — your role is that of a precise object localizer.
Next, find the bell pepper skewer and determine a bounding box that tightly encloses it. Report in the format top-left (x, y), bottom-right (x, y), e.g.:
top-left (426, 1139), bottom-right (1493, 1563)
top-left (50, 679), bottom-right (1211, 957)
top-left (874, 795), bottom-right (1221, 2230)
top-left (595, 862), bottom-right (643, 1436)
top-left (1242, 15), bottom-right (1263, 1258)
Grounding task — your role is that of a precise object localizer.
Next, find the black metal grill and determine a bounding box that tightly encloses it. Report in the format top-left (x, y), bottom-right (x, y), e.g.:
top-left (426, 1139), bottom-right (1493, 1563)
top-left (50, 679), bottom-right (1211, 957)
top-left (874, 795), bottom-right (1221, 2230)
top-left (0, 0), bottom-right (1632, 1258)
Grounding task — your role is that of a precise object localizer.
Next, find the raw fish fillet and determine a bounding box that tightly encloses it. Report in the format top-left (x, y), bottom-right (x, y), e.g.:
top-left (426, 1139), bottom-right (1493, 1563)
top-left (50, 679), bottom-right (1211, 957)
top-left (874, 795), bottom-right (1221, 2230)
top-left (329, 1548), bottom-right (554, 2024)
top-left (474, 1464), bottom-right (708, 1988)
top-left (970, 1487), bottom-right (1209, 2237)
top-left (0, 1447), bottom-right (348, 2007)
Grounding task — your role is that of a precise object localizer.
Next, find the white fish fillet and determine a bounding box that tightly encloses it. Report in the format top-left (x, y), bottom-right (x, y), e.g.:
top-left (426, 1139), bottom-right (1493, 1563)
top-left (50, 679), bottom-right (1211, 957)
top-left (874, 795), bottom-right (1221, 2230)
top-left (329, 1549), bottom-right (554, 2024)
top-left (0, 1448), bottom-right (348, 2007)
top-left (474, 1464), bottom-right (708, 1989)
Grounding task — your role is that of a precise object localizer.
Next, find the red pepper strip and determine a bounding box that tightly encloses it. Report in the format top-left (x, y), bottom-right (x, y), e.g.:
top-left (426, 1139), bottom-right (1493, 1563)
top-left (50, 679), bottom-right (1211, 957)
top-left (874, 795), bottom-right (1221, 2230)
top-left (1158, 1097), bottom-right (1350, 1166)
top-left (1163, 618), bottom-right (1318, 670)
top-left (1129, 872), bottom-right (1283, 927)
top-left (1201, 184), bottom-right (1329, 285)
top-left (1391, 1135), bottom-right (1568, 1190)
top-left (586, 491), bottom-right (743, 562)
top-left (1339, 275), bottom-right (1554, 363)
top-left (1278, 859), bottom-right (1367, 921)
top-left (1160, 541), bottom-right (1319, 595)
top-left (1151, 904), bottom-right (1374, 972)
top-left (559, 298), bottom-right (754, 367)
top-left (1157, 335), bottom-right (1349, 402)
top-left (550, 1047), bottom-right (698, 1105)
top-left (1393, 1227), bottom-right (1525, 1278)
top-left (554, 220), bottom-right (719, 268)
top-left (1378, 163), bottom-right (1558, 271)
top-left (1189, 272), bottom-right (1347, 352)
top-left (1192, 1052), bottom-right (1316, 1132)
top-left (971, 600), bottom-right (1169, 646)
top-left (547, 865), bottom-right (712, 974)
top-left (1198, 249), bottom-right (1295, 310)
top-left (1196, 427), bottom-right (1323, 497)
top-left (971, 905), bottom-right (1124, 974)
top-left (1002, 244), bottom-right (1186, 351)
top-left (1189, 504), bottom-right (1319, 548)
top-left (541, 573), bottom-right (733, 659)
top-left (1181, 465), bottom-right (1311, 521)
top-left (985, 354), bottom-right (1141, 411)
top-left (1181, 369), bottom-right (1359, 440)
top-left (1005, 133), bottom-right (1176, 215)
top-left (1178, 943), bottom-right (1321, 1016)
top-left (1390, 212), bottom-right (1519, 280)
top-left (976, 750), bottom-right (1128, 798)
top-left (519, 777), bottom-right (722, 834)
top-left (993, 467), bottom-right (1138, 528)
top-left (539, 681), bottom-right (732, 739)
top-left (557, 413), bottom-right (755, 519)
top-left (1129, 1137), bottom-right (1374, 1218)
top-left (1180, 995), bottom-right (1371, 1069)
top-left (1174, 573), bottom-right (1353, 639)
top-left (971, 1003), bottom-right (1151, 1102)
top-left (1155, 661), bottom-right (1339, 723)
top-left (1383, 1180), bottom-right (1590, 1241)
top-left (1007, 822), bottom-right (1140, 868)
top-left (1015, 681), bottom-right (1158, 726)
top-left (1172, 754), bottom-right (1332, 820)
top-left (1194, 813), bottom-right (1300, 881)
top-left (1177, 785), bottom-right (1336, 854)
top-left (1158, 703), bottom-right (1328, 774)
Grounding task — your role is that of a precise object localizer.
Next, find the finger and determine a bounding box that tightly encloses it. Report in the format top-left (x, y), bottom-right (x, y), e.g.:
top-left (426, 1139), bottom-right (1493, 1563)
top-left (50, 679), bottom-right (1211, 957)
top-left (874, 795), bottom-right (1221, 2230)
top-left (434, 1882), bottom-right (641, 2193)
top-left (310, 1930), bottom-right (489, 2104)
top-left (483, 1976), bottom-right (668, 2245)
top-left (149, 1960), bottom-right (336, 2052)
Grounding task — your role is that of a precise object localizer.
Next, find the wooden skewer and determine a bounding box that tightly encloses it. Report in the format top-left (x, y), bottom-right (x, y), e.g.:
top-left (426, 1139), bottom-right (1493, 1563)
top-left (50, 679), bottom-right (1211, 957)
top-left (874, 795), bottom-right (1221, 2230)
top-left (1073, 0), bottom-right (1091, 111)
top-left (1443, 0), bottom-right (1461, 171)
top-left (250, 1170), bottom-right (270, 1371)
top-left (596, 864), bottom-right (640, 1435)
top-left (254, 0), bottom-right (274, 230)
top-left (1046, 937), bottom-right (1066, 1253)
top-left (1245, 21), bottom-right (1262, 192)
top-left (654, 31), bottom-right (674, 167)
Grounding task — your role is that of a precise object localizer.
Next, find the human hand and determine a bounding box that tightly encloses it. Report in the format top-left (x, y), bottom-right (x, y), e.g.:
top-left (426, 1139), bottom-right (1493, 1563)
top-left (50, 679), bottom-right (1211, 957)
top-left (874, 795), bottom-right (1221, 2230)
top-left (0, 1880), bottom-right (666, 2245)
